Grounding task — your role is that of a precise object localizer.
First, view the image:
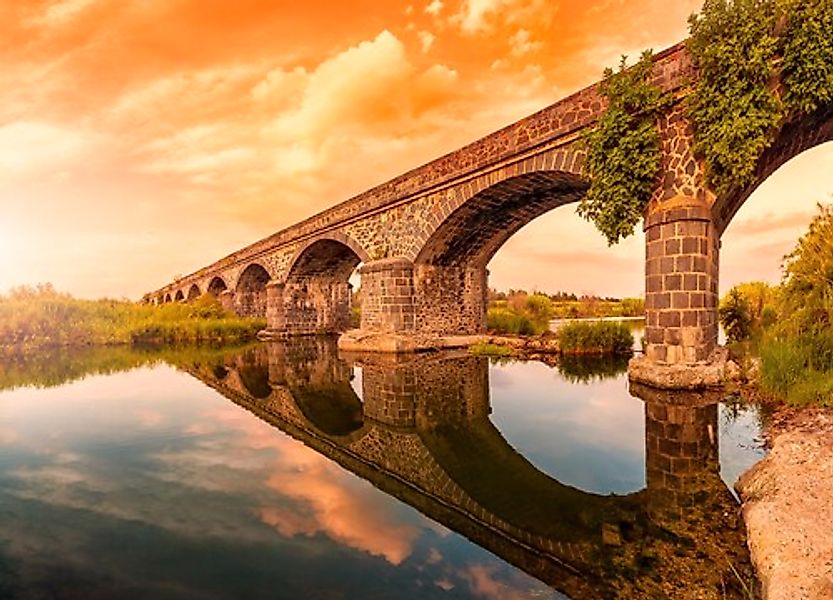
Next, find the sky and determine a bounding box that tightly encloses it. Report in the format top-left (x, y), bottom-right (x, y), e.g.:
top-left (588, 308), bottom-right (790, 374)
top-left (0, 0), bottom-right (830, 300)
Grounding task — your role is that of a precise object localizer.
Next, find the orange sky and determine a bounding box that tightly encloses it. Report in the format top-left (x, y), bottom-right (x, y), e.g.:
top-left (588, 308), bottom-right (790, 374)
top-left (1, 0), bottom-right (831, 299)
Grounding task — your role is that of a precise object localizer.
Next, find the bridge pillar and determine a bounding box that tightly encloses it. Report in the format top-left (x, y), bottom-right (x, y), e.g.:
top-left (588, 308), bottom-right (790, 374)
top-left (265, 280), bottom-right (285, 328)
top-left (260, 279), bottom-right (353, 338)
top-left (357, 258), bottom-right (416, 333)
top-left (360, 357), bottom-right (417, 428)
top-left (414, 265), bottom-right (488, 335)
top-left (629, 198), bottom-right (724, 389)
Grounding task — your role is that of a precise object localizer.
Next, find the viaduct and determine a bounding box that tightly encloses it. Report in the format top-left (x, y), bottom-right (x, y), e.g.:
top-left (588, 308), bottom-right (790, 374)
top-left (145, 42), bottom-right (833, 388)
top-left (177, 338), bottom-right (750, 598)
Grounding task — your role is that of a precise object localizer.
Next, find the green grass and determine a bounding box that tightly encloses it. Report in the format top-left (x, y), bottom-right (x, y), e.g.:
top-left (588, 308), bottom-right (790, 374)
top-left (486, 308), bottom-right (546, 335)
top-left (468, 343), bottom-right (515, 357)
top-left (0, 286), bottom-right (265, 349)
top-left (760, 337), bottom-right (833, 407)
top-left (556, 321), bottom-right (633, 355)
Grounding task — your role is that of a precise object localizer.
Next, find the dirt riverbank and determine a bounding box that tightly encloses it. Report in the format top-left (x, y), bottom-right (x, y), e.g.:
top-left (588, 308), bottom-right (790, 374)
top-left (737, 405), bottom-right (833, 599)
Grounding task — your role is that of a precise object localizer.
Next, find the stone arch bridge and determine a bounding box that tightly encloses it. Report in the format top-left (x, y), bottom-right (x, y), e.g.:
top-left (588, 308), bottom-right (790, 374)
top-left (145, 42), bottom-right (833, 387)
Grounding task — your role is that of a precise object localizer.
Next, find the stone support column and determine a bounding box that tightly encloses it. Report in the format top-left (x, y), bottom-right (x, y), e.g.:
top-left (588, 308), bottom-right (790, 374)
top-left (265, 281), bottom-right (285, 331)
top-left (218, 290), bottom-right (236, 314)
top-left (643, 199), bottom-right (719, 365)
top-left (414, 264), bottom-right (488, 335)
top-left (360, 358), bottom-right (417, 428)
top-left (358, 258), bottom-right (415, 333)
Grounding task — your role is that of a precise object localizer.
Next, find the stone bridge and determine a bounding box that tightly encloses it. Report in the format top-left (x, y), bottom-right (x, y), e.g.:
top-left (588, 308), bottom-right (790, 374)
top-left (175, 339), bottom-right (750, 598)
top-left (145, 41), bottom-right (833, 387)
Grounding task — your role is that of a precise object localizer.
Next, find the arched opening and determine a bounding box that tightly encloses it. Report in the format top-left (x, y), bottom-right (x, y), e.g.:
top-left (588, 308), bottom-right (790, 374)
top-left (236, 263), bottom-right (270, 318)
top-left (174, 290), bottom-right (185, 302)
top-left (720, 142), bottom-right (833, 292)
top-left (291, 382), bottom-right (364, 436)
top-left (239, 364), bottom-right (271, 399)
top-left (281, 238), bottom-right (366, 335)
top-left (207, 276), bottom-right (227, 297)
top-left (164, 293), bottom-right (172, 303)
top-left (413, 171), bottom-right (591, 335)
top-left (187, 284), bottom-right (200, 301)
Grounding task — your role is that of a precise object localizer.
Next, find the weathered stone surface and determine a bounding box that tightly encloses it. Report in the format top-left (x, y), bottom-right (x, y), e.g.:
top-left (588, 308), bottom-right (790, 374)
top-left (628, 348), bottom-right (727, 390)
top-left (737, 409), bottom-right (833, 600)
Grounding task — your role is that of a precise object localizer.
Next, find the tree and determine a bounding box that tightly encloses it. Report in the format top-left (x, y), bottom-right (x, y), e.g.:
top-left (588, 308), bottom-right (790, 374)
top-left (719, 288), bottom-right (753, 343)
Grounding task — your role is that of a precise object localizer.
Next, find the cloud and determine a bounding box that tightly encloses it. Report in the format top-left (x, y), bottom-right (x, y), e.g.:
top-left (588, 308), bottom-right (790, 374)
top-left (29, 0), bottom-right (98, 27)
top-left (419, 30), bottom-right (436, 53)
top-left (0, 121), bottom-right (92, 178)
top-left (509, 29), bottom-right (541, 57)
top-left (425, 0), bottom-right (444, 16)
top-left (452, 0), bottom-right (554, 35)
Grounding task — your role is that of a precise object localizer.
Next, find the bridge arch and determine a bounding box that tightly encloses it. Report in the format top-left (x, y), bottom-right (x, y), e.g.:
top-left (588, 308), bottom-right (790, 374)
top-left (174, 290), bottom-right (185, 302)
top-left (235, 263), bottom-right (271, 318)
top-left (164, 293), bottom-right (172, 303)
top-left (207, 276), bottom-right (228, 297)
top-left (411, 170), bottom-right (588, 334)
top-left (186, 283), bottom-right (201, 301)
top-left (264, 235), bottom-right (368, 336)
top-left (713, 106), bottom-right (833, 234)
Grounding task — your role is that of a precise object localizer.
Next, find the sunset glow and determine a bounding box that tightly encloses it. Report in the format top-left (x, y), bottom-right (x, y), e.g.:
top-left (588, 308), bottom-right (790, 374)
top-left (1, 0), bottom-right (830, 299)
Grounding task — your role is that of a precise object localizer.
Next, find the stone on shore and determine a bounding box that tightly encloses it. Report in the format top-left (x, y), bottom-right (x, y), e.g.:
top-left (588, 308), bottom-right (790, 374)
top-left (737, 409), bottom-right (833, 600)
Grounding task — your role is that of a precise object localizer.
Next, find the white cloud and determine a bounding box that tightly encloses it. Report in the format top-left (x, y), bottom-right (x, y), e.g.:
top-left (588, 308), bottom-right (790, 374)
top-left (425, 0), bottom-right (444, 16)
top-left (419, 30), bottom-right (437, 53)
top-left (509, 29), bottom-right (541, 57)
top-left (0, 121), bottom-right (91, 178)
top-left (454, 0), bottom-right (505, 33)
top-left (30, 0), bottom-right (98, 26)
top-left (452, 0), bottom-right (554, 35)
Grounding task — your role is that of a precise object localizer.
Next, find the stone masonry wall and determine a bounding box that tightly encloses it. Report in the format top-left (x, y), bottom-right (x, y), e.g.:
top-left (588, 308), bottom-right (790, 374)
top-left (644, 201), bottom-right (719, 365)
top-left (414, 265), bottom-right (488, 335)
top-left (359, 259), bottom-right (416, 333)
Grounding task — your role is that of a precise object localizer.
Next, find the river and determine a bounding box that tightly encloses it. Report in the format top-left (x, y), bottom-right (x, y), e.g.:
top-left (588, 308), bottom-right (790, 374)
top-left (0, 340), bottom-right (765, 598)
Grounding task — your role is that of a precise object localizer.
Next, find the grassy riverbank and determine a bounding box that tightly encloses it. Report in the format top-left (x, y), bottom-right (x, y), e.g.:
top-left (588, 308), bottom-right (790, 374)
top-left (722, 205), bottom-right (833, 407)
top-left (0, 285), bottom-right (265, 349)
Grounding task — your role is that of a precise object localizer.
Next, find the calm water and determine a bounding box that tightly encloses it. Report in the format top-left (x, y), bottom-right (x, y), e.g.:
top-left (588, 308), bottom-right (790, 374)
top-left (0, 341), bottom-right (765, 599)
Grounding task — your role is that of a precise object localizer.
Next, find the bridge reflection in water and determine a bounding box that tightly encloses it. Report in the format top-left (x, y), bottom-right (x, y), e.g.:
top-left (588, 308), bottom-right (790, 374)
top-left (180, 340), bottom-right (751, 599)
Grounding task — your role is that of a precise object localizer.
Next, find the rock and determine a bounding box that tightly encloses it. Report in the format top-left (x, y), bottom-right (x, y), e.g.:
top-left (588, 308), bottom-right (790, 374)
top-left (737, 409), bottom-right (833, 599)
top-left (725, 359), bottom-right (742, 382)
top-left (601, 523), bottom-right (622, 547)
top-left (747, 358), bottom-right (762, 384)
top-left (627, 348), bottom-right (727, 390)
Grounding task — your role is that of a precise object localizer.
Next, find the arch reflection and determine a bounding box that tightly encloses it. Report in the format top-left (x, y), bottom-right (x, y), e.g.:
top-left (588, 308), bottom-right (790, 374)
top-left (182, 340), bottom-right (753, 599)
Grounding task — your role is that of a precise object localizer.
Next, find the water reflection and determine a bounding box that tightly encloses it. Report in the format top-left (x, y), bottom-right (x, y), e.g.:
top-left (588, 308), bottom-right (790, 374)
top-left (0, 340), bottom-right (763, 599)
top-left (183, 340), bottom-right (757, 598)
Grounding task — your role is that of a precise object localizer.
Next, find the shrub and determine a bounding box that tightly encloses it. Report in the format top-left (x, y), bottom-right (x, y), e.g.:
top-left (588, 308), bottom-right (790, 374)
top-left (719, 289), bottom-right (753, 343)
top-left (557, 321), bottom-right (634, 355)
top-left (0, 286), bottom-right (265, 348)
top-left (486, 308), bottom-right (539, 335)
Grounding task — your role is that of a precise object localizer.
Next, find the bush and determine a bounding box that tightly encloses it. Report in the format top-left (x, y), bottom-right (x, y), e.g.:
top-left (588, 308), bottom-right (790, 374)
top-left (557, 321), bottom-right (634, 355)
top-left (486, 308), bottom-right (539, 335)
top-left (759, 338), bottom-right (808, 394)
top-left (0, 286), bottom-right (265, 348)
top-left (719, 289), bottom-right (753, 343)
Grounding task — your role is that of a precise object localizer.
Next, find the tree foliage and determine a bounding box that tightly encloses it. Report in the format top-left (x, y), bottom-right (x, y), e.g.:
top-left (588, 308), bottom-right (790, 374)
top-left (687, 0), bottom-right (783, 196)
top-left (579, 51), bottom-right (668, 245)
top-left (719, 288), bottom-right (754, 343)
top-left (782, 0), bottom-right (833, 115)
top-left (687, 0), bottom-right (833, 195)
top-left (778, 203), bottom-right (833, 336)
